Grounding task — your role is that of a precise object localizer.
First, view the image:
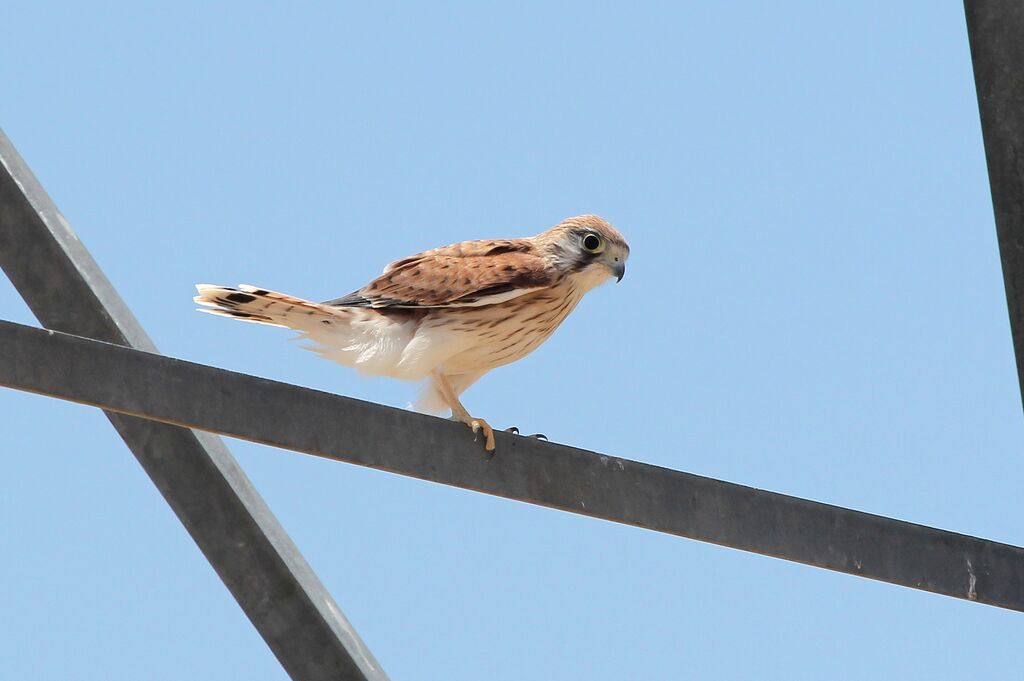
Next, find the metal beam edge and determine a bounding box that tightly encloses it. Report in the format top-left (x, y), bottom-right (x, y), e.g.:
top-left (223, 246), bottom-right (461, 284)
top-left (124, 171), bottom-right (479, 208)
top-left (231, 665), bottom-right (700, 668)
top-left (965, 0), bottom-right (1024, 407)
top-left (3, 319), bottom-right (1021, 612)
top-left (0, 129), bottom-right (388, 681)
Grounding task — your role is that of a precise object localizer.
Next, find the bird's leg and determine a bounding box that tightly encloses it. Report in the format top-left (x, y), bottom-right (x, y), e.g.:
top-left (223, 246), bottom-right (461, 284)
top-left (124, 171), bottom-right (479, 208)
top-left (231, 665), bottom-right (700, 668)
top-left (433, 371), bottom-right (496, 452)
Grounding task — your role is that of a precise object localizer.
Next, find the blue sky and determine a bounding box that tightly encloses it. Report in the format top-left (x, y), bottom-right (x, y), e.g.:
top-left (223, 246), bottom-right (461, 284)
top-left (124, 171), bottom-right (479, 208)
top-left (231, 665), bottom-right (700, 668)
top-left (2, 2), bottom-right (1022, 679)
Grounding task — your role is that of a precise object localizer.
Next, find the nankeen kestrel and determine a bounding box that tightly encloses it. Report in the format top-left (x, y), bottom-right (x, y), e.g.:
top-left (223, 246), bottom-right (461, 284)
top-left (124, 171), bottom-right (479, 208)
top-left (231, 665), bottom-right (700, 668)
top-left (194, 214), bottom-right (629, 451)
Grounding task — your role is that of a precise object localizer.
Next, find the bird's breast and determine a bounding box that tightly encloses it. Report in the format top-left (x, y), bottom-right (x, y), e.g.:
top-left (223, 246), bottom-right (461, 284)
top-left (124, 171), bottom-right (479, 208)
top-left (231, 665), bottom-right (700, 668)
top-left (430, 281), bottom-right (585, 374)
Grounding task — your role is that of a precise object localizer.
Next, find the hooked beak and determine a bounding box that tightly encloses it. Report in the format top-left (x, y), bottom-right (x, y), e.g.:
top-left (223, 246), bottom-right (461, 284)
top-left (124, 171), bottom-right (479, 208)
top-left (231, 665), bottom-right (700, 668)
top-left (611, 260), bottom-right (625, 283)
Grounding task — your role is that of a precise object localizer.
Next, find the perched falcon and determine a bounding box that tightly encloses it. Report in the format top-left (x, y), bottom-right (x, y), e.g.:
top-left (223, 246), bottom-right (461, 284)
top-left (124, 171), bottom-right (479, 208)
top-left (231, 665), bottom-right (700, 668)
top-left (194, 214), bottom-right (629, 451)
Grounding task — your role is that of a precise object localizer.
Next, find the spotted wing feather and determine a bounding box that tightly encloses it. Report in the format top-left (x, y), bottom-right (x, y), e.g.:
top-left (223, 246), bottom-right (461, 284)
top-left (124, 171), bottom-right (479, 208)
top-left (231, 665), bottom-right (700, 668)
top-left (324, 239), bottom-right (560, 309)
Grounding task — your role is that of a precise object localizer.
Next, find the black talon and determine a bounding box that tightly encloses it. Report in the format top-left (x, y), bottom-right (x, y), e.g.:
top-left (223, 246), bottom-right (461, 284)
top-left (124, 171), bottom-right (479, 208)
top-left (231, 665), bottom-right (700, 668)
top-left (504, 427), bottom-right (546, 441)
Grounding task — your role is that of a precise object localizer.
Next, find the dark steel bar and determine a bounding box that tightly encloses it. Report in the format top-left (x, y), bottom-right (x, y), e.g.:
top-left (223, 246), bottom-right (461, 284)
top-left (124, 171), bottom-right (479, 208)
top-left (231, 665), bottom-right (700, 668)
top-left (2, 321), bottom-right (1021, 612)
top-left (0, 130), bottom-right (387, 681)
top-left (965, 1), bottom-right (1024, 406)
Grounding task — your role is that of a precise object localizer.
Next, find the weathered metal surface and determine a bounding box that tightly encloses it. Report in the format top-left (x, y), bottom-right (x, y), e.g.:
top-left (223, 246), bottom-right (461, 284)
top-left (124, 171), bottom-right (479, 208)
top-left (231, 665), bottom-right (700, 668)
top-left (965, 0), bottom-right (1024, 407)
top-left (0, 130), bottom-right (387, 681)
top-left (2, 320), bottom-right (1021, 612)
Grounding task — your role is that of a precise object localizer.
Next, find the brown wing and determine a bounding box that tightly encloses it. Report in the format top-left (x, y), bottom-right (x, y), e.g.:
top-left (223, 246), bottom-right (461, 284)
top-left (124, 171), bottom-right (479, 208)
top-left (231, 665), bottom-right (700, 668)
top-left (325, 239), bottom-right (560, 308)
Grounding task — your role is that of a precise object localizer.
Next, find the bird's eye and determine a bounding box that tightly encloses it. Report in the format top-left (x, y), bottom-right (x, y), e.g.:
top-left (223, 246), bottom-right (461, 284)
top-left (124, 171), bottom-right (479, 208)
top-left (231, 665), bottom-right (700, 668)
top-left (582, 233), bottom-right (604, 253)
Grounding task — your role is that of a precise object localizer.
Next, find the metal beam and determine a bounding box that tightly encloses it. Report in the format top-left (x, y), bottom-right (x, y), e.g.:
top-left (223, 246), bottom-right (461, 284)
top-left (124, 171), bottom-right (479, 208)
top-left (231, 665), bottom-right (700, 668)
top-left (965, 1), bottom-right (1024, 407)
top-left (0, 130), bottom-right (387, 681)
top-left (2, 320), bottom-right (1022, 613)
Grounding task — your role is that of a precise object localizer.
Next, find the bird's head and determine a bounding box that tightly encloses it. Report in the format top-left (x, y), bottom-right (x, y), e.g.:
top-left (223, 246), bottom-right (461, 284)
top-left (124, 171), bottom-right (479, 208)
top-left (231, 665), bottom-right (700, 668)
top-left (536, 215), bottom-right (630, 288)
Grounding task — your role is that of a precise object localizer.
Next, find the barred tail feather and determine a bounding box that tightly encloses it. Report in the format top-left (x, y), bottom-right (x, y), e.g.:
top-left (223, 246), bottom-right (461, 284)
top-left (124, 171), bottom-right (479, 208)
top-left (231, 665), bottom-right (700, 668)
top-left (194, 283), bottom-right (418, 377)
top-left (194, 284), bottom-right (341, 328)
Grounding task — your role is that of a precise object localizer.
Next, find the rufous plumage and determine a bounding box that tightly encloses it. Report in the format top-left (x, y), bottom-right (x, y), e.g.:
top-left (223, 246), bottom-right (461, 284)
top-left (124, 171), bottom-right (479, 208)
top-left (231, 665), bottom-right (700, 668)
top-left (194, 214), bottom-right (629, 451)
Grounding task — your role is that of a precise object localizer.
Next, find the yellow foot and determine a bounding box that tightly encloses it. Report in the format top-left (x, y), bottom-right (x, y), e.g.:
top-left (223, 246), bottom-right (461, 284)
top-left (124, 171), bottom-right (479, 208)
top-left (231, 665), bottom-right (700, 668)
top-left (469, 418), bottom-right (496, 452)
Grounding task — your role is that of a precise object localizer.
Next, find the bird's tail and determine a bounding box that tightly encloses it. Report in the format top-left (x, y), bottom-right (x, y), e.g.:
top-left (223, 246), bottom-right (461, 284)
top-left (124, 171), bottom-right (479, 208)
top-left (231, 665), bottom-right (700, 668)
top-left (194, 284), bottom-right (346, 329)
top-left (194, 283), bottom-right (420, 378)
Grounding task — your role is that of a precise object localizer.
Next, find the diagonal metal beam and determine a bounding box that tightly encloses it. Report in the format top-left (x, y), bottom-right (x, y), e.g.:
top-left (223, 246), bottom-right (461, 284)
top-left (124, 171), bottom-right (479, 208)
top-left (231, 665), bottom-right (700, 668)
top-left (2, 320), bottom-right (1022, 613)
top-left (965, 1), bottom-right (1024, 407)
top-left (0, 130), bottom-right (387, 681)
